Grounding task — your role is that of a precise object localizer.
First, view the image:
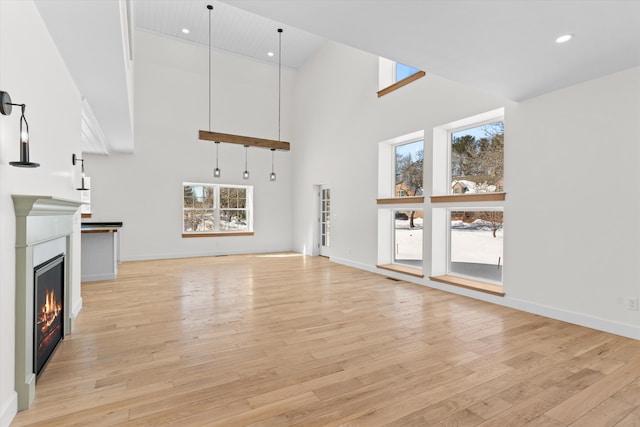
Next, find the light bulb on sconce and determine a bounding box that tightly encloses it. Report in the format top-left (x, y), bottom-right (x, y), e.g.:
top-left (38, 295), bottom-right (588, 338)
top-left (1, 90), bottom-right (39, 168)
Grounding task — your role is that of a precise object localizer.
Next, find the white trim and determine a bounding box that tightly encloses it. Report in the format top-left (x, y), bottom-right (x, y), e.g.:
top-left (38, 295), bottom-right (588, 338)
top-left (331, 257), bottom-right (639, 340)
top-left (72, 297), bottom-right (83, 319)
top-left (505, 296), bottom-right (640, 340)
top-left (182, 183), bottom-right (253, 234)
top-left (81, 273), bottom-right (117, 282)
top-left (433, 107), bottom-right (504, 197)
top-left (12, 195), bottom-right (82, 410)
top-left (378, 129), bottom-right (424, 199)
top-left (330, 256), bottom-right (379, 275)
top-left (378, 57), bottom-right (394, 90)
top-left (81, 97), bottom-right (110, 155)
top-left (0, 392), bottom-right (17, 427)
top-left (121, 248), bottom-right (292, 262)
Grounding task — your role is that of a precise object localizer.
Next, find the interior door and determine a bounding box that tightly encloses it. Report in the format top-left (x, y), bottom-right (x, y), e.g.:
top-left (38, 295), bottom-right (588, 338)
top-left (319, 186), bottom-right (330, 256)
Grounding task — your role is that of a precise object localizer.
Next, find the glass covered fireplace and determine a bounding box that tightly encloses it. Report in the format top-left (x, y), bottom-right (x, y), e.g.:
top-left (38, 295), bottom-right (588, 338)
top-left (34, 254), bottom-right (65, 377)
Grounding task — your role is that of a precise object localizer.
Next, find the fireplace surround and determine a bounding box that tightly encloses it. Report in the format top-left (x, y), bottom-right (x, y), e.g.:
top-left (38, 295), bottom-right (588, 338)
top-left (13, 195), bottom-right (82, 410)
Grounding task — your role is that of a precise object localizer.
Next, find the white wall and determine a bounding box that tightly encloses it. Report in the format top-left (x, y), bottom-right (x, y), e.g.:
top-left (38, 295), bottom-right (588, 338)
top-left (292, 41), bottom-right (640, 339)
top-left (84, 31), bottom-right (294, 260)
top-left (0, 1), bottom-right (83, 425)
top-left (505, 66), bottom-right (640, 331)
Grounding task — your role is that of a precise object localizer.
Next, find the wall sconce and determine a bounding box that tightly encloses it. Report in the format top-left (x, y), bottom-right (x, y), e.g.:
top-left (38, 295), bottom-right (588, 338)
top-left (72, 154), bottom-right (89, 190)
top-left (0, 91), bottom-right (40, 168)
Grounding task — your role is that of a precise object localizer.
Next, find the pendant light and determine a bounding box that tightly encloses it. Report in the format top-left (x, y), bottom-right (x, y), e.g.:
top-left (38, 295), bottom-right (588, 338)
top-left (214, 142), bottom-right (221, 177)
top-left (206, 4), bottom-right (221, 178)
top-left (243, 145), bottom-right (250, 179)
top-left (198, 23), bottom-right (291, 153)
top-left (269, 28), bottom-right (284, 182)
top-left (270, 148), bottom-right (276, 181)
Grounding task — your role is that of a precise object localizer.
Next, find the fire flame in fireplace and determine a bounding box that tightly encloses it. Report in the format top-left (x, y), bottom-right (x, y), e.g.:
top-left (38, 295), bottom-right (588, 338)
top-left (38, 289), bottom-right (61, 334)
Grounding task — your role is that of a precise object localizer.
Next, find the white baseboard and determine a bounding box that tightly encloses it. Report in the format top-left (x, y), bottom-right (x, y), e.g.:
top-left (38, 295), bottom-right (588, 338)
top-left (0, 391), bottom-right (17, 427)
top-left (505, 297), bottom-right (640, 340)
top-left (330, 256), bottom-right (640, 340)
top-left (81, 273), bottom-right (116, 282)
top-left (72, 297), bottom-right (83, 318)
top-left (122, 248), bottom-right (295, 262)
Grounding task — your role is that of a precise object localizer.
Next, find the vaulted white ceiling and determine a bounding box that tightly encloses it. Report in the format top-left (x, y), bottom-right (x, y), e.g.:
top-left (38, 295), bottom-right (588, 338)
top-left (222, 0), bottom-right (640, 101)
top-left (134, 0), bottom-right (326, 70)
top-left (35, 0), bottom-right (640, 154)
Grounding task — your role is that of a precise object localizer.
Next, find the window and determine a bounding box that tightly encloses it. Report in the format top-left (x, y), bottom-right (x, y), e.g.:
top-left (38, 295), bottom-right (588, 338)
top-left (183, 183), bottom-right (253, 235)
top-left (431, 108), bottom-right (505, 293)
top-left (378, 57), bottom-right (425, 97)
top-left (450, 121), bottom-right (504, 194)
top-left (395, 139), bottom-right (424, 198)
top-left (377, 131), bottom-right (425, 277)
top-left (395, 62), bottom-right (420, 82)
top-left (320, 187), bottom-right (330, 249)
top-left (449, 209), bottom-right (503, 283)
top-left (394, 209), bottom-right (423, 268)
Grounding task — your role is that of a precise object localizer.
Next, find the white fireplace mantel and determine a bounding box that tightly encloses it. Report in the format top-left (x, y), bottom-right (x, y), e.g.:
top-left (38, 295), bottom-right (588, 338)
top-left (13, 195), bottom-right (83, 410)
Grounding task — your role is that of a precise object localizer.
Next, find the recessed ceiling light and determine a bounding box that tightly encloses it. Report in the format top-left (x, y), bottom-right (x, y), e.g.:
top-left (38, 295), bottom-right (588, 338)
top-left (182, 28), bottom-right (190, 34)
top-left (556, 34), bottom-right (573, 44)
top-left (267, 52), bottom-right (275, 57)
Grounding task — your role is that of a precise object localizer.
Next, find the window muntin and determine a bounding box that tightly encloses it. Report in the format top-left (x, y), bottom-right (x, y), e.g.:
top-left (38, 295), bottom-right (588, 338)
top-left (183, 183), bottom-right (252, 234)
top-left (395, 139), bottom-right (424, 198)
top-left (450, 121), bottom-right (504, 194)
top-left (449, 209), bottom-right (503, 284)
top-left (394, 209), bottom-right (423, 268)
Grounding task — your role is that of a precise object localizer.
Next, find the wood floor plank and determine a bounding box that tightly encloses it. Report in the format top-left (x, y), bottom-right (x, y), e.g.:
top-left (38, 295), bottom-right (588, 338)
top-left (9, 253), bottom-right (640, 426)
top-left (545, 355), bottom-right (640, 424)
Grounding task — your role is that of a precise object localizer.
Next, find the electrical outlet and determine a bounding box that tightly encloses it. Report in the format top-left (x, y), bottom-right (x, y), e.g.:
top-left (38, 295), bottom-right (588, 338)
top-left (627, 297), bottom-right (639, 311)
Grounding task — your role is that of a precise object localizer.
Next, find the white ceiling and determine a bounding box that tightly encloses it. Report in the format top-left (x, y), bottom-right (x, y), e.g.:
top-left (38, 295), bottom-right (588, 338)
top-left (221, 0), bottom-right (640, 101)
top-left (35, 0), bottom-right (134, 154)
top-left (35, 0), bottom-right (640, 154)
top-left (133, 0), bottom-right (327, 69)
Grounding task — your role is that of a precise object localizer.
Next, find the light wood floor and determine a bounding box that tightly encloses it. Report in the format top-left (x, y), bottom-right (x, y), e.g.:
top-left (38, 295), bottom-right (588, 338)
top-left (12, 253), bottom-right (640, 426)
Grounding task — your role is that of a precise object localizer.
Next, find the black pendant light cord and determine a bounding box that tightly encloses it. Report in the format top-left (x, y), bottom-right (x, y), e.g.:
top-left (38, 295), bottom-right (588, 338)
top-left (278, 28), bottom-right (282, 142)
top-left (207, 5), bottom-right (213, 132)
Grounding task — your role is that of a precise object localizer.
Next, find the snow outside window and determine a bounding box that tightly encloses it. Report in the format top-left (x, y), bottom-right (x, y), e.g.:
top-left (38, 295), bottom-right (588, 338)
top-left (449, 209), bottom-right (503, 284)
top-left (183, 183), bottom-right (253, 234)
top-left (432, 108), bottom-right (505, 287)
top-left (394, 209), bottom-right (423, 268)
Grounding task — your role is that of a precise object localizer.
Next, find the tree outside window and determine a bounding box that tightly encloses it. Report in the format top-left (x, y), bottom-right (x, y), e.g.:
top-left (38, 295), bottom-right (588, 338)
top-left (183, 183), bottom-right (252, 234)
top-left (451, 121), bottom-right (504, 193)
top-left (395, 140), bottom-right (423, 228)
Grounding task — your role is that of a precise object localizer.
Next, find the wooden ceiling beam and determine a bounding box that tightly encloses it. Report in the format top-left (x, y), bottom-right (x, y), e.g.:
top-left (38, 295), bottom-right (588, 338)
top-left (199, 130), bottom-right (290, 151)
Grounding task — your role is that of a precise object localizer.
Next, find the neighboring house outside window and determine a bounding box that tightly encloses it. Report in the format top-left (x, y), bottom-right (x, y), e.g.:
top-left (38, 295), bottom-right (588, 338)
top-left (431, 109), bottom-right (505, 291)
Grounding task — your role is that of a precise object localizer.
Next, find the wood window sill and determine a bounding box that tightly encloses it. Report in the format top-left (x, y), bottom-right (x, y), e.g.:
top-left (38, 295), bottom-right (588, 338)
top-left (377, 196), bottom-right (425, 205)
top-left (377, 264), bottom-right (424, 278)
top-left (377, 71), bottom-right (426, 97)
top-left (430, 275), bottom-right (504, 297)
top-left (431, 192), bottom-right (506, 203)
top-left (182, 232), bottom-right (254, 238)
